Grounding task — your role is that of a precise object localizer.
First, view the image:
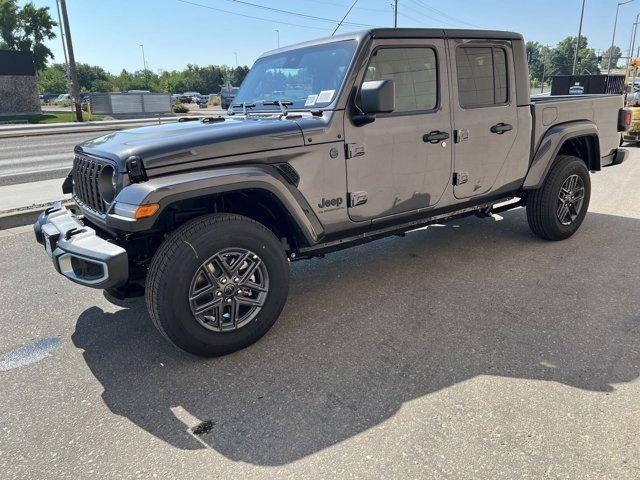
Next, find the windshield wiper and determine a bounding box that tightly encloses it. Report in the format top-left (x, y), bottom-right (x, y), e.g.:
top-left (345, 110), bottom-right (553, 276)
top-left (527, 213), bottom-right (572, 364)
top-left (228, 102), bottom-right (256, 115)
top-left (262, 99), bottom-right (293, 116)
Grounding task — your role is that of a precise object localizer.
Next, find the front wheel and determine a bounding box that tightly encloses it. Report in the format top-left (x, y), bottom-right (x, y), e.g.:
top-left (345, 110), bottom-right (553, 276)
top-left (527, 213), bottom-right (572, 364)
top-left (526, 155), bottom-right (591, 241)
top-left (146, 214), bottom-right (290, 356)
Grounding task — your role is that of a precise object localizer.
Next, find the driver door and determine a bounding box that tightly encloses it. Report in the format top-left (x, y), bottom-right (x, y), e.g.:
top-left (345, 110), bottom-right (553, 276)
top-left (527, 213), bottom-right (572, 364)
top-left (344, 39), bottom-right (452, 222)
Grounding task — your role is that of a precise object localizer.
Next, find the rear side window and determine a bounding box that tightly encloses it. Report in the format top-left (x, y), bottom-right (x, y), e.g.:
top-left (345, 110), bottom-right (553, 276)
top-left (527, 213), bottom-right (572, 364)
top-left (364, 47), bottom-right (438, 113)
top-left (456, 46), bottom-right (508, 108)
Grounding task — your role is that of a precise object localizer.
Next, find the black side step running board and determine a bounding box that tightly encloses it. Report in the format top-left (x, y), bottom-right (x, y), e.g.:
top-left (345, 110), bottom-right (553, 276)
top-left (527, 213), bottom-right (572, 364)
top-left (295, 196), bottom-right (524, 259)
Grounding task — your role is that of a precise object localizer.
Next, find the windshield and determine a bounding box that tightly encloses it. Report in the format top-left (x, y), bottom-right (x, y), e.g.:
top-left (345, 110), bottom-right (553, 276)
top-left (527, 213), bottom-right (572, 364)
top-left (233, 40), bottom-right (357, 111)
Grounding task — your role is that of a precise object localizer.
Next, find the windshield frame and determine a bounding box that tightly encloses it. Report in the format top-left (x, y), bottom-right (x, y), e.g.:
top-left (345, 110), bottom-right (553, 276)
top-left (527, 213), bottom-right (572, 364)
top-left (230, 38), bottom-right (361, 114)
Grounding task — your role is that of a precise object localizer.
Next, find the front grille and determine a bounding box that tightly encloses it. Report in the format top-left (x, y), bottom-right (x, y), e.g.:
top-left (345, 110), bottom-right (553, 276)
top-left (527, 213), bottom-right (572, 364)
top-left (72, 155), bottom-right (107, 214)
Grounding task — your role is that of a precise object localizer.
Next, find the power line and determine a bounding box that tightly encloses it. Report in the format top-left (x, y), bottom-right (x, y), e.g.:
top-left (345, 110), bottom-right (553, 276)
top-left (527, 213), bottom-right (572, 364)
top-left (402, 1), bottom-right (459, 27)
top-left (410, 0), bottom-right (483, 28)
top-left (332, 0), bottom-right (359, 35)
top-left (175, 0), bottom-right (332, 31)
top-left (218, 0), bottom-right (377, 27)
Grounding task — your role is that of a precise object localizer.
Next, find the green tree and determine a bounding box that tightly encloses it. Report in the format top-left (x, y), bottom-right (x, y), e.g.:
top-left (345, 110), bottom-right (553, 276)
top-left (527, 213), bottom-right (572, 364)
top-left (231, 65), bottom-right (250, 87)
top-left (550, 36), bottom-right (599, 76)
top-left (0, 0), bottom-right (57, 71)
top-left (76, 63), bottom-right (113, 92)
top-left (37, 63), bottom-right (67, 93)
top-left (602, 45), bottom-right (622, 69)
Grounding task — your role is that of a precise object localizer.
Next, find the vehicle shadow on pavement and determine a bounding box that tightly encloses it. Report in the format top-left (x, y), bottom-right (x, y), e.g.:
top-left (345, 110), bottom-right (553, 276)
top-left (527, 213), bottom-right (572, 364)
top-left (71, 209), bottom-right (640, 465)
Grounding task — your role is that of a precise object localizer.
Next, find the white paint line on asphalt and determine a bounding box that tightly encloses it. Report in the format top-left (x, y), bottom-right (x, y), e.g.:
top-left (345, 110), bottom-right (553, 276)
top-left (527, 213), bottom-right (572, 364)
top-left (0, 337), bottom-right (60, 371)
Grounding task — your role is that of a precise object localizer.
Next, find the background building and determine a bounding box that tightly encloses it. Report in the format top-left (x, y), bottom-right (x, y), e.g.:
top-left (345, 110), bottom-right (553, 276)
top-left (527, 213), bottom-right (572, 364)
top-left (0, 50), bottom-right (41, 115)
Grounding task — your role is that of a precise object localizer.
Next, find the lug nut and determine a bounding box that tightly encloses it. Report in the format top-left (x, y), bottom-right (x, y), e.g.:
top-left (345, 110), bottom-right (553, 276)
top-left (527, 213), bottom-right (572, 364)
top-left (216, 291), bottom-right (222, 296)
top-left (220, 278), bottom-right (227, 284)
top-left (226, 298), bottom-right (232, 303)
top-left (233, 277), bottom-right (239, 283)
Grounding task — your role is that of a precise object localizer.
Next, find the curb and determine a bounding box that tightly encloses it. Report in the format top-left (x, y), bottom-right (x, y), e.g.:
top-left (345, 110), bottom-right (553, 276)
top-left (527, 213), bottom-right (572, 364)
top-left (0, 199), bottom-right (73, 231)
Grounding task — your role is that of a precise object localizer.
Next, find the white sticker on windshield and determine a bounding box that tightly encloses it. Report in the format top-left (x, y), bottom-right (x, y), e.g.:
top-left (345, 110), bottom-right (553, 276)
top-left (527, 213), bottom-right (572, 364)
top-left (304, 94), bottom-right (318, 106)
top-left (316, 89), bottom-right (335, 103)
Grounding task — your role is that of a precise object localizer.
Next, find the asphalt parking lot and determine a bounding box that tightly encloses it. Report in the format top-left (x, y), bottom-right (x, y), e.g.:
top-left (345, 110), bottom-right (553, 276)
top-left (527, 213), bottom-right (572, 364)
top-left (1, 150), bottom-right (639, 479)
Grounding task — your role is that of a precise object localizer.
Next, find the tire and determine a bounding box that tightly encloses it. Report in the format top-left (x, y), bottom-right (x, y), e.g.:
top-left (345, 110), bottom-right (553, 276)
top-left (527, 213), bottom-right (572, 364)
top-left (146, 214), bottom-right (290, 357)
top-left (526, 155), bottom-right (591, 241)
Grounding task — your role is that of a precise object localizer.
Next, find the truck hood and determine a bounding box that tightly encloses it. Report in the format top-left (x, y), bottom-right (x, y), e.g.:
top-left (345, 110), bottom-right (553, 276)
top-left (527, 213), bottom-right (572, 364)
top-left (77, 117), bottom-right (304, 172)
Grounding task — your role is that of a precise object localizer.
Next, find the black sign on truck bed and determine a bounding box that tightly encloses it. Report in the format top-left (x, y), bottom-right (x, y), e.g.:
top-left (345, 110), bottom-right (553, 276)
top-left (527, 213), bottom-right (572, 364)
top-left (551, 74), bottom-right (625, 95)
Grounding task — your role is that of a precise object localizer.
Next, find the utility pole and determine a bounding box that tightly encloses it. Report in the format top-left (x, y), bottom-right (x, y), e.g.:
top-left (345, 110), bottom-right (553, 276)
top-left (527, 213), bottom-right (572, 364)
top-left (394, 0), bottom-right (398, 27)
top-left (234, 52), bottom-right (238, 67)
top-left (275, 29), bottom-right (280, 48)
top-left (58, 0), bottom-right (82, 122)
top-left (572, 0), bottom-right (586, 75)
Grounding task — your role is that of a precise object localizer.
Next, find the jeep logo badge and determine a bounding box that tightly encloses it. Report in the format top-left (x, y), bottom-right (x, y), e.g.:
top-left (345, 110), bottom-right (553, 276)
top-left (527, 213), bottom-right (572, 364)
top-left (318, 197), bottom-right (343, 209)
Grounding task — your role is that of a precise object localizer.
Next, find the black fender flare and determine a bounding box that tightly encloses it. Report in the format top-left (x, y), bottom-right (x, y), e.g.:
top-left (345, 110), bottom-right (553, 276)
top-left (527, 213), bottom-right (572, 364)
top-left (106, 165), bottom-right (324, 245)
top-left (523, 121), bottom-right (600, 190)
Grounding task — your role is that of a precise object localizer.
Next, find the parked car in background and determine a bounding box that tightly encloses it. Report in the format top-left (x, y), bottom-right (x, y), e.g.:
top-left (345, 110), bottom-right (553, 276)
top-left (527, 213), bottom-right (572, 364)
top-left (219, 87), bottom-right (239, 109)
top-left (196, 94), bottom-right (210, 108)
top-left (179, 91), bottom-right (202, 103)
top-left (41, 93), bottom-right (62, 103)
top-left (55, 93), bottom-right (71, 102)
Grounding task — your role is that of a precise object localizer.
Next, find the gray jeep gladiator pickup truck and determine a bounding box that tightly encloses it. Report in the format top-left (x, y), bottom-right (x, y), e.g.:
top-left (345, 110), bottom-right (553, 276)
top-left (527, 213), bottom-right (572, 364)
top-left (34, 28), bottom-right (630, 356)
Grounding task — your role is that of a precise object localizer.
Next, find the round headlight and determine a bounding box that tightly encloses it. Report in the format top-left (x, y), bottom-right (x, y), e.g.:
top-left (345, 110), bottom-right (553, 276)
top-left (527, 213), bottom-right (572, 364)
top-left (98, 164), bottom-right (117, 204)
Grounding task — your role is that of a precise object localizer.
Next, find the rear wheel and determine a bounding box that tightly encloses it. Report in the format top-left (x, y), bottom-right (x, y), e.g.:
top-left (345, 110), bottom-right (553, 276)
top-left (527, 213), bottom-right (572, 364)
top-left (146, 214), bottom-right (290, 356)
top-left (526, 155), bottom-right (591, 241)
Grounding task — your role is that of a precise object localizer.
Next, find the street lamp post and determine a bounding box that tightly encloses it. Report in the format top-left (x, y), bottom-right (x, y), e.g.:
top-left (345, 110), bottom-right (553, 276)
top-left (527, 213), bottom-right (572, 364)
top-left (275, 29), bottom-right (280, 48)
top-left (139, 44), bottom-right (147, 70)
top-left (572, 0), bottom-right (586, 75)
top-left (609, 0), bottom-right (635, 74)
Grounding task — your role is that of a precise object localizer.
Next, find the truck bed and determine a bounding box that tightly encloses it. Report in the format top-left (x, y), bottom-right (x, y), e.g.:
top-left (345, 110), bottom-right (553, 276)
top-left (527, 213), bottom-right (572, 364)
top-left (530, 94), bottom-right (623, 160)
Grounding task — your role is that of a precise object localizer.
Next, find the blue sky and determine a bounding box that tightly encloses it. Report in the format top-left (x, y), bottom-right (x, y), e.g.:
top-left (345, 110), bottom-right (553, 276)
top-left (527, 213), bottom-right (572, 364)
top-left (30, 0), bottom-right (640, 73)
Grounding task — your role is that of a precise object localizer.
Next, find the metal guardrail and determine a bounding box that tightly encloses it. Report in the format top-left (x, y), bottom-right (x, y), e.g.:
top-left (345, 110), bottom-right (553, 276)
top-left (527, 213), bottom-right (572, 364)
top-left (89, 93), bottom-right (172, 115)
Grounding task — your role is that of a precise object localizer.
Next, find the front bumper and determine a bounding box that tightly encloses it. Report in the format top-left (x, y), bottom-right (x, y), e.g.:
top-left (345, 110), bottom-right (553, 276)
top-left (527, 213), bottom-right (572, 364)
top-left (34, 202), bottom-right (128, 289)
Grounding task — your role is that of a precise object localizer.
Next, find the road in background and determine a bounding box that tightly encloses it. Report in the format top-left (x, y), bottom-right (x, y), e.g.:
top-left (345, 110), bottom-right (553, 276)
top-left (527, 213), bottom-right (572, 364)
top-left (0, 106), bottom-right (227, 186)
top-left (1, 150), bottom-right (638, 479)
top-left (0, 132), bottom-right (98, 186)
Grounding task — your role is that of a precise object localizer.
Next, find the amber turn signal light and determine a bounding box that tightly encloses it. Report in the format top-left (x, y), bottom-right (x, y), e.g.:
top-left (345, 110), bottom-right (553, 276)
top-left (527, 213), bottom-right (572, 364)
top-left (134, 203), bottom-right (160, 219)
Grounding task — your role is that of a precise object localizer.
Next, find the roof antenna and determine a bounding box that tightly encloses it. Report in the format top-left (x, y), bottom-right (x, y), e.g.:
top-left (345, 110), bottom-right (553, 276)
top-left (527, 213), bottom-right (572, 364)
top-left (332, 0), bottom-right (359, 36)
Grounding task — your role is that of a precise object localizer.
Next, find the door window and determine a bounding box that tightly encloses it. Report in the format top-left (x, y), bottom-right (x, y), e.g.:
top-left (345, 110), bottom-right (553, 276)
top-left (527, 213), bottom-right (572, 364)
top-left (456, 46), bottom-right (509, 108)
top-left (364, 47), bottom-right (438, 113)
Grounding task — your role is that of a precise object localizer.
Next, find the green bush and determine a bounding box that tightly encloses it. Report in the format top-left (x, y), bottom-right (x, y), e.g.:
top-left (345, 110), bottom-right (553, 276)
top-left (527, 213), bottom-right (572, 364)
top-left (172, 101), bottom-right (189, 113)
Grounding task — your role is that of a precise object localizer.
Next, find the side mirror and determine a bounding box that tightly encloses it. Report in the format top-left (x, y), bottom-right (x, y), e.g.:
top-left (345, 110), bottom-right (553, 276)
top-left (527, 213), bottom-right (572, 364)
top-left (360, 79), bottom-right (395, 114)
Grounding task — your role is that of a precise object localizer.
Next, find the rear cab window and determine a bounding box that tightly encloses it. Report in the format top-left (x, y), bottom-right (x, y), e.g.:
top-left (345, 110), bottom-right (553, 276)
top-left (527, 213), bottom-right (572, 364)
top-left (456, 46), bottom-right (509, 108)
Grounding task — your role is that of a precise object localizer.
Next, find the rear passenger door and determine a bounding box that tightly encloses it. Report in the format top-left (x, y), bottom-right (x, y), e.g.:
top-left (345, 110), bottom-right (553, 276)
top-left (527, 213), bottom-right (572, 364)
top-left (449, 40), bottom-right (518, 199)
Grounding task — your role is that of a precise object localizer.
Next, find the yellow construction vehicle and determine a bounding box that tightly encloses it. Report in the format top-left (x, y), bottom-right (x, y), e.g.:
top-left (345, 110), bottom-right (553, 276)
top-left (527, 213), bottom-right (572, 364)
top-left (622, 58), bottom-right (640, 144)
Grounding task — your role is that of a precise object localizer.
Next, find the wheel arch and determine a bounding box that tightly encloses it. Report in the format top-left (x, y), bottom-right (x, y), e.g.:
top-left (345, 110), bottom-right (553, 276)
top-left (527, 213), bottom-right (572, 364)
top-left (523, 121), bottom-right (600, 190)
top-left (108, 165), bottom-right (324, 249)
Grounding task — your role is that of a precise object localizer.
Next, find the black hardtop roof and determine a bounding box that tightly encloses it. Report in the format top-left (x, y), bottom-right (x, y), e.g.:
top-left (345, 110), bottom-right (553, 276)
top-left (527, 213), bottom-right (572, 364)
top-left (368, 28), bottom-right (522, 40)
top-left (260, 28), bottom-right (523, 58)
